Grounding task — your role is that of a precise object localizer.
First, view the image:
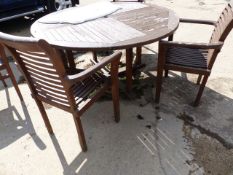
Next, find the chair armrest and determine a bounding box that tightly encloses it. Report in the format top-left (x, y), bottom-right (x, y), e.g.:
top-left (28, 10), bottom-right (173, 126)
top-left (180, 18), bottom-right (217, 26)
top-left (64, 51), bottom-right (122, 87)
top-left (169, 18), bottom-right (216, 41)
top-left (159, 40), bottom-right (223, 49)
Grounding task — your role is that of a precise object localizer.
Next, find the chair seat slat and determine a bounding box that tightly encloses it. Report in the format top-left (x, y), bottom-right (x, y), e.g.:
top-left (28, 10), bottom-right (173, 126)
top-left (166, 47), bottom-right (208, 69)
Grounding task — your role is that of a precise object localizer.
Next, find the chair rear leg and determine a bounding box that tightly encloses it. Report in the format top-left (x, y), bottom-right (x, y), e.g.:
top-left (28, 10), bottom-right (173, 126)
top-left (194, 75), bottom-right (209, 106)
top-left (111, 82), bottom-right (120, 123)
top-left (34, 98), bottom-right (54, 134)
top-left (5, 65), bottom-right (24, 101)
top-left (73, 114), bottom-right (87, 152)
top-left (0, 45), bottom-right (23, 100)
top-left (10, 75), bottom-right (24, 101)
top-left (14, 85), bottom-right (23, 102)
top-left (196, 74), bottom-right (202, 85)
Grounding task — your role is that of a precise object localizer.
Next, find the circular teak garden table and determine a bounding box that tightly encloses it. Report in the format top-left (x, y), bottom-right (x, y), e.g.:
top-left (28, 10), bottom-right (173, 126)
top-left (31, 2), bottom-right (179, 91)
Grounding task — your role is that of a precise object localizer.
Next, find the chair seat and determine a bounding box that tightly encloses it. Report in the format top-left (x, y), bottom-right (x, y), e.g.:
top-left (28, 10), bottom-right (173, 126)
top-left (166, 47), bottom-right (208, 69)
top-left (72, 72), bottom-right (108, 110)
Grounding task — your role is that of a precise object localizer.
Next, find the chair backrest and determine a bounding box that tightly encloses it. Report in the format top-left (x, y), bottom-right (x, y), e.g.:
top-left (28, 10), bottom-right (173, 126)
top-left (208, 2), bottom-right (233, 68)
top-left (0, 32), bottom-right (71, 111)
top-left (210, 2), bottom-right (233, 43)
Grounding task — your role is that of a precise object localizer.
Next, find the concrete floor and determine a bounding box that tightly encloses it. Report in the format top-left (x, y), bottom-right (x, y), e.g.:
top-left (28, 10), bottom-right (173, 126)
top-left (1, 0), bottom-right (233, 175)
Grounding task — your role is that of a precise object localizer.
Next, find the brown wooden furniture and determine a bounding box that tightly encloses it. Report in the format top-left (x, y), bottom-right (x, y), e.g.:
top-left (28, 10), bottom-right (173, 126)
top-left (156, 2), bottom-right (233, 106)
top-left (31, 3), bottom-right (179, 91)
top-left (0, 45), bottom-right (23, 101)
top-left (0, 32), bottom-right (122, 152)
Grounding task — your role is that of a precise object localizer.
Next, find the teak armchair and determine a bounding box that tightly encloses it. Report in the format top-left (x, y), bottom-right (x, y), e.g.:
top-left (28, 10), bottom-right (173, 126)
top-left (156, 2), bottom-right (233, 106)
top-left (0, 45), bottom-right (23, 101)
top-left (0, 32), bottom-right (122, 152)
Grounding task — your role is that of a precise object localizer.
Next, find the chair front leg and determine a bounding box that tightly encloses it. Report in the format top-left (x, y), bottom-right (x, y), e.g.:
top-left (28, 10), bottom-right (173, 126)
top-left (72, 113), bottom-right (87, 152)
top-left (194, 75), bottom-right (209, 106)
top-left (155, 44), bottom-right (167, 103)
top-left (196, 74), bottom-right (202, 85)
top-left (5, 63), bottom-right (24, 101)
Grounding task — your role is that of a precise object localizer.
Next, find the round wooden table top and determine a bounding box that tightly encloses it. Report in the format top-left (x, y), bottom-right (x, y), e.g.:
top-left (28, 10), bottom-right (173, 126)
top-left (31, 2), bottom-right (179, 51)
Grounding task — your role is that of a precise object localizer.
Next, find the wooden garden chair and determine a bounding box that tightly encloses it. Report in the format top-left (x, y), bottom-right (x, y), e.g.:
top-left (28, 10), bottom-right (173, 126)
top-left (0, 45), bottom-right (23, 101)
top-left (0, 32), bottom-right (122, 152)
top-left (156, 2), bottom-right (233, 106)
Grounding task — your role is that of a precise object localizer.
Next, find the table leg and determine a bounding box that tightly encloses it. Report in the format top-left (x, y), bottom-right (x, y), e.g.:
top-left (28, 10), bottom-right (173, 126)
top-left (56, 49), bottom-right (70, 71)
top-left (65, 50), bottom-right (76, 70)
top-left (135, 46), bottom-right (142, 65)
top-left (92, 51), bottom-right (98, 62)
top-left (126, 48), bottom-right (133, 92)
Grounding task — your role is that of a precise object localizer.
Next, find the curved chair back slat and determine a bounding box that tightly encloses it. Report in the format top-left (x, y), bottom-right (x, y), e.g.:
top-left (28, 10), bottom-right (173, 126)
top-left (208, 3), bottom-right (233, 68)
top-left (210, 3), bottom-right (233, 43)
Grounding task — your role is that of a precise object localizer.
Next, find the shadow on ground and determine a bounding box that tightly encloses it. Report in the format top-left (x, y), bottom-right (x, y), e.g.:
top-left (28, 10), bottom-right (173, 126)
top-left (37, 53), bottom-right (233, 175)
top-left (0, 88), bottom-right (46, 150)
top-left (1, 50), bottom-right (233, 175)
